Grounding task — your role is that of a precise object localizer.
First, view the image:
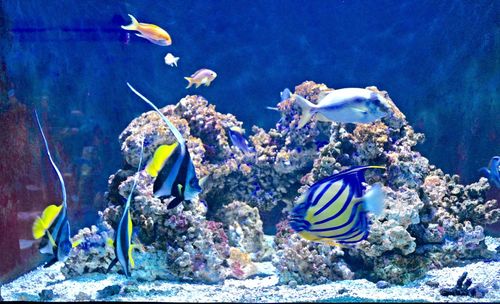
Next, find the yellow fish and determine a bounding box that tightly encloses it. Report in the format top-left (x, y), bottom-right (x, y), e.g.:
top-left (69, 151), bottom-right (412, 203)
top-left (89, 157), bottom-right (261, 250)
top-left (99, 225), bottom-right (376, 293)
top-left (121, 14), bottom-right (172, 46)
top-left (289, 166), bottom-right (385, 246)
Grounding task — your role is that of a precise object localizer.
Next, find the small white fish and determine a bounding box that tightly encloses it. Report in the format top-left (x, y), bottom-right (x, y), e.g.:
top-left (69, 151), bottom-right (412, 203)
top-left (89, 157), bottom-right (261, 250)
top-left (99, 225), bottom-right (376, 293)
top-left (164, 53), bottom-right (179, 67)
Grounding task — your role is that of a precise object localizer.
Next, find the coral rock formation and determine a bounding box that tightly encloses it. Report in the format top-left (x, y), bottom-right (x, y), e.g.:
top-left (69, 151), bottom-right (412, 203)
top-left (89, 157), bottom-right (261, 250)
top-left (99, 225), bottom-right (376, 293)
top-left (61, 81), bottom-right (498, 286)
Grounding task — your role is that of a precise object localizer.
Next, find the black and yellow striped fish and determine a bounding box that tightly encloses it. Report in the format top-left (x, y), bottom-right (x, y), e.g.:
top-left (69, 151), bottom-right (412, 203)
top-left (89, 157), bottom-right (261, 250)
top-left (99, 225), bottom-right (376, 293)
top-left (127, 83), bottom-right (202, 210)
top-left (32, 110), bottom-right (80, 267)
top-left (289, 166), bottom-right (385, 247)
top-left (107, 138), bottom-right (145, 277)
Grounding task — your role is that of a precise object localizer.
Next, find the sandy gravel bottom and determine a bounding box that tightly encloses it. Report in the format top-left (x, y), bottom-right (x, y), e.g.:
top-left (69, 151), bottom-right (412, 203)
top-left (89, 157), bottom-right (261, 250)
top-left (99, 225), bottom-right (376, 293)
top-left (2, 259), bottom-right (499, 302)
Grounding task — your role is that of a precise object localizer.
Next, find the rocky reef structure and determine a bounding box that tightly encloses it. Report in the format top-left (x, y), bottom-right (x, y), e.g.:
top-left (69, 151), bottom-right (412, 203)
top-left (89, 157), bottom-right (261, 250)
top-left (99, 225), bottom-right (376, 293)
top-left (61, 81), bottom-right (499, 285)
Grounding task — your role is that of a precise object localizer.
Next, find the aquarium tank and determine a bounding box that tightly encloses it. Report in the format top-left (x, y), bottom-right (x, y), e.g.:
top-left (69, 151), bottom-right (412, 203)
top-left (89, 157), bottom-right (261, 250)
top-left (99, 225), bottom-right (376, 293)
top-left (0, 0), bottom-right (499, 302)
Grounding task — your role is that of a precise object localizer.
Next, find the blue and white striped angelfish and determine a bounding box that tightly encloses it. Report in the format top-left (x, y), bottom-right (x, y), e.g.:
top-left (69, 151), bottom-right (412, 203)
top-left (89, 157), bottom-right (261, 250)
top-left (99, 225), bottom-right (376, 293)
top-left (107, 138), bottom-right (145, 277)
top-left (289, 166), bottom-right (386, 247)
top-left (127, 82), bottom-right (202, 210)
top-left (32, 110), bottom-right (80, 267)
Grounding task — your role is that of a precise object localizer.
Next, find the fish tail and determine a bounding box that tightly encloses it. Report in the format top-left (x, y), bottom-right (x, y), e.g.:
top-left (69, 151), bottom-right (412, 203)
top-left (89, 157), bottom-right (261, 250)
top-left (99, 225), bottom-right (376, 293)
top-left (184, 77), bottom-right (194, 89)
top-left (121, 14), bottom-right (139, 31)
top-left (363, 183), bottom-right (385, 216)
top-left (294, 94), bottom-right (316, 128)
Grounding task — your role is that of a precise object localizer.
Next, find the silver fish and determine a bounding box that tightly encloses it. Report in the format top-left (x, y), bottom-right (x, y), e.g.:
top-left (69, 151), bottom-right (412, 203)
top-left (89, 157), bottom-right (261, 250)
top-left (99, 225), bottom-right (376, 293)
top-left (294, 88), bottom-right (392, 128)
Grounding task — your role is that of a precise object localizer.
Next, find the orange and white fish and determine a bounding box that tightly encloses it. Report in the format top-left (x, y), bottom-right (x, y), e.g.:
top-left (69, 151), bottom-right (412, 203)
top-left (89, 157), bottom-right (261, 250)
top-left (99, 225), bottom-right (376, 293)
top-left (184, 69), bottom-right (217, 89)
top-left (121, 14), bottom-right (172, 46)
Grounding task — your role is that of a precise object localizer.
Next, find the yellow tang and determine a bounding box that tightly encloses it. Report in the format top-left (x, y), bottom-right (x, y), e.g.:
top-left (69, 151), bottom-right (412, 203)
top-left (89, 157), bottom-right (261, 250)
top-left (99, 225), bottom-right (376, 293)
top-left (289, 166), bottom-right (385, 246)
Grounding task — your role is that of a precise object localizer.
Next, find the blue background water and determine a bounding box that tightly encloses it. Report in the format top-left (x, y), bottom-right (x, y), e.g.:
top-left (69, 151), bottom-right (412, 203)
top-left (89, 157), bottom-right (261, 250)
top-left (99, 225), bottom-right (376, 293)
top-left (0, 0), bottom-right (498, 282)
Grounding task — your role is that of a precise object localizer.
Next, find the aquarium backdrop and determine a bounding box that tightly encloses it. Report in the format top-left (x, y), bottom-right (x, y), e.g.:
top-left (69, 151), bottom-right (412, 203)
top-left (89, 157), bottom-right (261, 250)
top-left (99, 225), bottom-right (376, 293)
top-left (0, 0), bottom-right (498, 283)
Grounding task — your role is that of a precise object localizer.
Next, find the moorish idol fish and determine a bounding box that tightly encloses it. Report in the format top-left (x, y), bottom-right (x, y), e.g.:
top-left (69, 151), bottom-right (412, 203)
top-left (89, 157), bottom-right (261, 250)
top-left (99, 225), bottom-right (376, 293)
top-left (480, 156), bottom-right (500, 188)
top-left (127, 82), bottom-right (202, 209)
top-left (289, 166), bottom-right (385, 247)
top-left (32, 110), bottom-right (79, 267)
top-left (107, 138), bottom-right (145, 277)
top-left (227, 126), bottom-right (254, 154)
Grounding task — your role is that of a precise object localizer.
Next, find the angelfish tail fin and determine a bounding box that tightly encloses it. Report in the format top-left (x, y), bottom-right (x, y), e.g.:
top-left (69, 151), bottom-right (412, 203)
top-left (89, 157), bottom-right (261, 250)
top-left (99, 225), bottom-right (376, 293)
top-left (363, 183), bottom-right (385, 216)
top-left (121, 14), bottom-right (139, 31)
top-left (294, 94), bottom-right (316, 128)
top-left (184, 77), bottom-right (194, 89)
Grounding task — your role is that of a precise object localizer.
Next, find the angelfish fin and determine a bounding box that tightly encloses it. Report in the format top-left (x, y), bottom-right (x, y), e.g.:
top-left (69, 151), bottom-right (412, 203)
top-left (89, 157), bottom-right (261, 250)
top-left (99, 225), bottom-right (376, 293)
top-left (363, 183), bottom-right (385, 216)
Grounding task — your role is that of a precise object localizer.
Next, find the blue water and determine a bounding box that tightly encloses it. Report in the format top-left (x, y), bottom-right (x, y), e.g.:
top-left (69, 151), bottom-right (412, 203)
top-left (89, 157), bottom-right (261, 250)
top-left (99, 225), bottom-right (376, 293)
top-left (5, 0), bottom-right (499, 184)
